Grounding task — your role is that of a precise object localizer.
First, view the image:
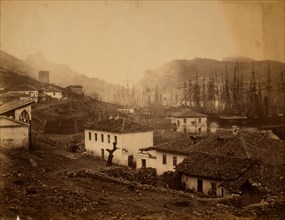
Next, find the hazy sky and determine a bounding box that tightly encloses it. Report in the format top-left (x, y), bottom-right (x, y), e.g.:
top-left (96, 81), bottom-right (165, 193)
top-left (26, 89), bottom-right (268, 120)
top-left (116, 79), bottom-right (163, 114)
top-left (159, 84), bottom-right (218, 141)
top-left (1, 1), bottom-right (284, 85)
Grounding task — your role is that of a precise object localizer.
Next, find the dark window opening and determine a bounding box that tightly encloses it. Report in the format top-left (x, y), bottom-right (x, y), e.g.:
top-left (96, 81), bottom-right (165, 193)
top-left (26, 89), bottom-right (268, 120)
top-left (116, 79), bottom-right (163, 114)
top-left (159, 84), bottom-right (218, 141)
top-left (141, 159), bottom-right (146, 168)
top-left (108, 135), bottom-right (110, 143)
top-left (211, 182), bottom-right (217, 196)
top-left (101, 149), bottom-right (104, 159)
top-left (95, 133), bottom-right (97, 141)
top-left (88, 132), bottom-right (91, 140)
top-left (114, 136), bottom-right (117, 143)
top-left (19, 110), bottom-right (30, 123)
top-left (162, 154), bottom-right (167, 164)
top-left (197, 179), bottom-right (203, 193)
top-left (173, 156), bottom-right (177, 166)
top-left (183, 118), bottom-right (187, 124)
top-left (101, 134), bottom-right (104, 142)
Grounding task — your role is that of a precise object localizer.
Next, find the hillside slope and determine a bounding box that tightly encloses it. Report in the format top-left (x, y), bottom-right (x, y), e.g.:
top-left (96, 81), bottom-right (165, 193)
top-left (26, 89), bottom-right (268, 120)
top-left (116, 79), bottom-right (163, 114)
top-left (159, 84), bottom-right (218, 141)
top-left (0, 50), bottom-right (120, 99)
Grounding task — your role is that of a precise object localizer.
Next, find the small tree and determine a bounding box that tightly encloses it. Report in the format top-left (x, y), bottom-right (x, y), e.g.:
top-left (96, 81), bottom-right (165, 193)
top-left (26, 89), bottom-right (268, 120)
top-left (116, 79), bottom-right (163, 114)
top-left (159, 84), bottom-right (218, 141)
top-left (106, 142), bottom-right (119, 166)
top-left (67, 135), bottom-right (82, 153)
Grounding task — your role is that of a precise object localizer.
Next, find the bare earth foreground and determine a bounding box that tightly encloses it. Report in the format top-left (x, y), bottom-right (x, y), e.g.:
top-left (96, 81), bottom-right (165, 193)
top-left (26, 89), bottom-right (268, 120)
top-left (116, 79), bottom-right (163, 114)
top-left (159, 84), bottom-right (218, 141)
top-left (1, 141), bottom-right (284, 220)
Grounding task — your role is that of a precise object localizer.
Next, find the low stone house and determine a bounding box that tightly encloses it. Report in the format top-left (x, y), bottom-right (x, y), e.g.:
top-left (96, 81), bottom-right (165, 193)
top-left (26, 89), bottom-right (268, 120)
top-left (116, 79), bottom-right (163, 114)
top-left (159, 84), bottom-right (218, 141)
top-left (85, 118), bottom-right (153, 167)
top-left (176, 151), bottom-right (257, 197)
top-left (65, 85), bottom-right (83, 95)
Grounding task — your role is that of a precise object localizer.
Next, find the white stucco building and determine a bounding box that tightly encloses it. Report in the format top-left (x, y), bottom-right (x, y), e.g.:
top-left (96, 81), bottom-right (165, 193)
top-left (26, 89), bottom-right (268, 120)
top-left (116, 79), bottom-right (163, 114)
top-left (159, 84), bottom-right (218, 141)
top-left (45, 88), bottom-right (63, 100)
top-left (0, 100), bottom-right (34, 149)
top-left (176, 152), bottom-right (256, 197)
top-left (136, 135), bottom-right (204, 175)
top-left (84, 118), bottom-right (153, 166)
top-left (0, 100), bottom-right (34, 123)
top-left (8, 86), bottom-right (39, 103)
top-left (0, 116), bottom-right (30, 149)
top-left (172, 110), bottom-right (207, 133)
top-left (116, 107), bottom-right (137, 114)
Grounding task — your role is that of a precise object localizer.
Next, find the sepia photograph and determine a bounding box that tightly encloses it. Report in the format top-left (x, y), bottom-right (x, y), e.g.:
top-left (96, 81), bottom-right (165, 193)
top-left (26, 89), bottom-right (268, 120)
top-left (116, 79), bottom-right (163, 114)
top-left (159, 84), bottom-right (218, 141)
top-left (0, 0), bottom-right (284, 219)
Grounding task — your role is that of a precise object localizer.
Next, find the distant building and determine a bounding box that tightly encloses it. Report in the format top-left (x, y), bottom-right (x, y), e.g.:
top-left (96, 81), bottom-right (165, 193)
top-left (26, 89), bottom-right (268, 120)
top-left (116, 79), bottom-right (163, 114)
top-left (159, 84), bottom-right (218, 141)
top-left (45, 87), bottom-right (63, 100)
top-left (7, 86), bottom-right (39, 102)
top-left (65, 85), bottom-right (83, 95)
top-left (0, 92), bottom-right (32, 103)
top-left (0, 100), bottom-right (34, 149)
top-left (116, 107), bottom-right (137, 114)
top-left (85, 118), bottom-right (153, 167)
top-left (38, 71), bottom-right (49, 84)
top-left (172, 110), bottom-right (207, 133)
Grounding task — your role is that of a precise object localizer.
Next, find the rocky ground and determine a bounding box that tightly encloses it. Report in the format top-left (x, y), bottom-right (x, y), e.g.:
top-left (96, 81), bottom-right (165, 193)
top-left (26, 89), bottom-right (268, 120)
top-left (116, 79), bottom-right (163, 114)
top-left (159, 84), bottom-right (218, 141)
top-left (0, 140), bottom-right (284, 220)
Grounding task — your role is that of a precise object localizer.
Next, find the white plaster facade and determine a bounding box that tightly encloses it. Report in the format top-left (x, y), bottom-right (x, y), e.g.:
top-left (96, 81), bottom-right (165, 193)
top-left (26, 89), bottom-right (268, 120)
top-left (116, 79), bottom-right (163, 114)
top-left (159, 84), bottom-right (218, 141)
top-left (8, 90), bottom-right (38, 102)
top-left (117, 108), bottom-right (135, 114)
top-left (84, 129), bottom-right (153, 166)
top-left (46, 91), bottom-right (63, 100)
top-left (175, 116), bottom-right (207, 133)
top-left (0, 117), bottom-right (29, 149)
top-left (136, 150), bottom-right (187, 175)
top-left (181, 174), bottom-right (228, 197)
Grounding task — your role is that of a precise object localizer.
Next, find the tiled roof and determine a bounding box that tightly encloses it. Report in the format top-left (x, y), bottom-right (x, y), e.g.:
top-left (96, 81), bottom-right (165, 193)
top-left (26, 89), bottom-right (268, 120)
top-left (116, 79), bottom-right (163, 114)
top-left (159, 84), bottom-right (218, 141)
top-left (66, 85), bottom-right (83, 88)
top-left (223, 162), bottom-right (285, 195)
top-left (142, 129), bottom-right (285, 165)
top-left (173, 110), bottom-right (207, 118)
top-left (45, 87), bottom-right (63, 92)
top-left (141, 134), bottom-right (207, 155)
top-left (176, 151), bottom-right (256, 180)
top-left (0, 100), bottom-right (34, 114)
top-left (191, 129), bottom-right (285, 165)
top-left (86, 118), bottom-right (152, 133)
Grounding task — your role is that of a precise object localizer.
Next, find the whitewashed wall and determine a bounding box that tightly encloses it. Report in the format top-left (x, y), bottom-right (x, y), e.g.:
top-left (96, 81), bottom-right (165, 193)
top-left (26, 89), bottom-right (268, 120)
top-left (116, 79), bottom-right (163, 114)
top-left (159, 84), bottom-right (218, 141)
top-left (85, 129), bottom-right (153, 166)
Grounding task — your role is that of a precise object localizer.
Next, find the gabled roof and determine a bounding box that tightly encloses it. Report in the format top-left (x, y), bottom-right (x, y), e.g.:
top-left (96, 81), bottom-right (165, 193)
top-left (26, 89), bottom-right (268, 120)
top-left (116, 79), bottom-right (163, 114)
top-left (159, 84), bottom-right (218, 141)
top-left (173, 110), bottom-right (207, 118)
top-left (45, 87), bottom-right (63, 92)
top-left (176, 151), bottom-right (257, 180)
top-left (0, 100), bottom-right (34, 114)
top-left (140, 134), bottom-right (206, 155)
top-left (65, 85), bottom-right (83, 88)
top-left (86, 118), bottom-right (152, 133)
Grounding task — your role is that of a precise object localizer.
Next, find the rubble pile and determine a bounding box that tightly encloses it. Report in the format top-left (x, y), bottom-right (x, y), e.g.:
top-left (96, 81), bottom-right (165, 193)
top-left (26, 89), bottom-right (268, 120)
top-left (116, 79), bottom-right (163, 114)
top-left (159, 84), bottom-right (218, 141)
top-left (157, 171), bottom-right (182, 190)
top-left (133, 168), bottom-right (157, 186)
